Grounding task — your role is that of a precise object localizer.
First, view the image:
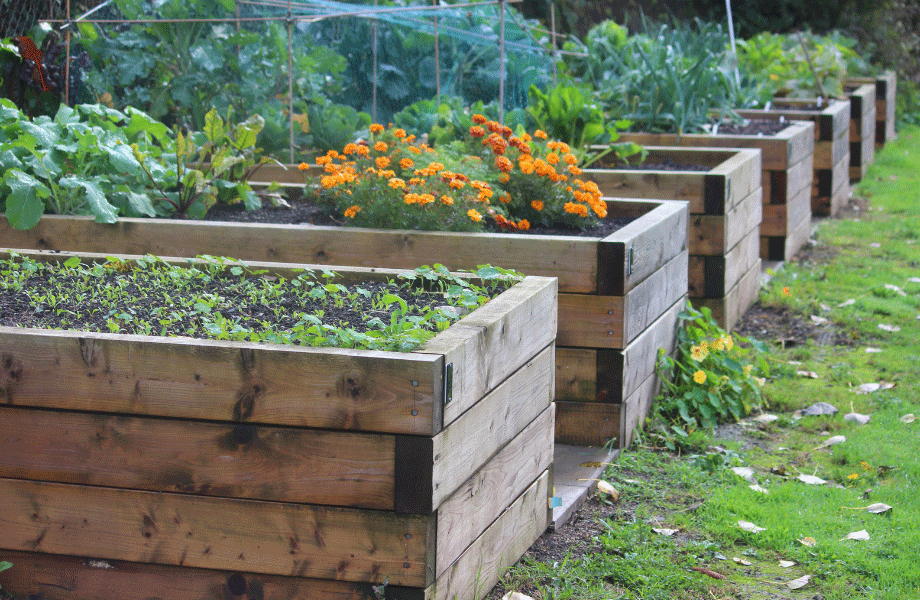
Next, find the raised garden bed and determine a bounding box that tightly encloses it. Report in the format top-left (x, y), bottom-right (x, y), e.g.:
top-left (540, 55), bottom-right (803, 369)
top-left (580, 146), bottom-right (762, 331)
top-left (844, 82), bottom-right (877, 181)
top-left (734, 99), bottom-right (850, 217)
top-left (0, 197), bottom-right (688, 449)
top-left (0, 250), bottom-right (556, 600)
top-left (616, 122), bottom-right (814, 263)
top-left (847, 73), bottom-right (897, 148)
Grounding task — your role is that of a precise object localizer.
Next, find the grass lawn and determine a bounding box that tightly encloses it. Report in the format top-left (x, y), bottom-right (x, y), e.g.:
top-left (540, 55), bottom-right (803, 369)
top-left (488, 127), bottom-right (920, 600)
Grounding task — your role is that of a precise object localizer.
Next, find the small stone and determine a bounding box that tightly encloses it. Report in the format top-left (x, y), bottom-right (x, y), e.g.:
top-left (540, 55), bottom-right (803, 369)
top-left (802, 402), bottom-right (838, 416)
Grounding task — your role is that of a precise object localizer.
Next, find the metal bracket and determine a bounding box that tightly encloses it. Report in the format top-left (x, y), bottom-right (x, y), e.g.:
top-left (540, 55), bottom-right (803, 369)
top-left (444, 362), bottom-right (453, 404)
top-left (627, 246), bottom-right (634, 276)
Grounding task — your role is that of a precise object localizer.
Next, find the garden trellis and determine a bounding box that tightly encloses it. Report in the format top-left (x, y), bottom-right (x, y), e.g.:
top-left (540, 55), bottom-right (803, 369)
top-left (20, 0), bottom-right (566, 162)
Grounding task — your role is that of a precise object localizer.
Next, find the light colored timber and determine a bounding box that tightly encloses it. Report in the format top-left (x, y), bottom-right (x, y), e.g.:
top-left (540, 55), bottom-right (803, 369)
top-left (761, 210), bottom-right (812, 262)
top-left (694, 257), bottom-right (763, 331)
top-left (430, 345), bottom-right (554, 509)
top-left (556, 249), bottom-right (687, 349)
top-left (689, 221), bottom-right (760, 299)
top-left (812, 152), bottom-right (850, 217)
top-left (419, 277), bottom-right (557, 428)
top-left (554, 401), bottom-right (621, 447)
top-left (619, 360), bottom-right (668, 448)
top-left (689, 186), bottom-right (762, 256)
top-left (555, 347), bottom-right (600, 402)
top-left (0, 405), bottom-right (396, 510)
top-left (618, 122), bottom-right (814, 171)
top-left (0, 477), bottom-right (432, 586)
top-left (761, 182), bottom-right (811, 238)
top-left (426, 470), bottom-right (550, 600)
top-left (435, 403), bottom-right (554, 578)
top-left (614, 295), bottom-right (683, 405)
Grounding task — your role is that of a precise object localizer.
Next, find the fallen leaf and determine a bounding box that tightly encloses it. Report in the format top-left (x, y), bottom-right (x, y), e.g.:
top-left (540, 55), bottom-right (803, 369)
top-left (901, 414), bottom-right (916, 424)
top-left (737, 520), bottom-right (765, 533)
top-left (778, 560), bottom-right (796, 568)
top-left (502, 592), bottom-right (535, 600)
top-left (814, 435), bottom-right (846, 450)
top-left (842, 529), bottom-right (870, 541)
top-left (838, 299), bottom-right (856, 308)
top-left (732, 557), bottom-right (752, 566)
top-left (731, 466), bottom-right (756, 482)
top-left (787, 360), bottom-right (803, 366)
top-left (754, 414), bottom-right (779, 424)
top-left (854, 382), bottom-right (895, 394)
top-left (797, 537), bottom-right (817, 547)
top-left (714, 553), bottom-right (727, 560)
top-left (820, 303), bottom-right (831, 312)
top-left (865, 347), bottom-right (883, 353)
top-left (844, 412), bottom-right (871, 425)
top-left (578, 461), bottom-right (612, 468)
top-left (909, 277), bottom-right (920, 284)
top-left (749, 484), bottom-right (770, 494)
top-left (797, 370), bottom-right (820, 378)
top-left (596, 480), bottom-right (619, 501)
top-left (810, 315), bottom-right (830, 325)
top-left (787, 574), bottom-right (812, 590)
top-left (867, 503), bottom-right (893, 514)
top-left (689, 566), bottom-right (726, 580)
top-left (798, 474), bottom-right (827, 485)
top-left (870, 242), bottom-right (881, 248)
top-left (652, 527), bottom-right (678, 536)
top-left (878, 323), bottom-right (901, 332)
top-left (884, 284), bottom-right (907, 296)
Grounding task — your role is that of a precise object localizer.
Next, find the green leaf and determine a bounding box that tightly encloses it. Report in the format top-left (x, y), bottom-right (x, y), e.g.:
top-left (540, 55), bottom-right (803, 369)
top-left (64, 256), bottom-right (81, 268)
top-left (233, 114), bottom-right (265, 150)
top-left (124, 109), bottom-right (170, 144)
top-left (4, 169), bottom-right (49, 230)
top-left (126, 192), bottom-right (156, 217)
top-left (58, 176), bottom-right (118, 223)
top-left (204, 108), bottom-right (224, 143)
top-left (107, 143), bottom-right (142, 175)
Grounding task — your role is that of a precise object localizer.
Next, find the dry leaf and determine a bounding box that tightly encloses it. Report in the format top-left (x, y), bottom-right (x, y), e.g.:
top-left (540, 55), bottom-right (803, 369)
top-left (810, 315), bottom-right (830, 325)
top-left (754, 414), bottom-right (779, 424)
top-left (865, 347), bottom-right (883, 353)
top-left (652, 527), bottom-right (678, 536)
top-left (732, 557), bottom-right (752, 566)
top-left (867, 503), bottom-right (893, 514)
top-left (731, 467), bottom-right (756, 482)
top-left (844, 412), bottom-right (871, 425)
top-left (787, 574), bottom-right (812, 590)
top-left (854, 382), bottom-right (895, 394)
top-left (884, 284), bottom-right (907, 296)
top-left (838, 299), bottom-right (856, 308)
top-left (737, 520), bottom-right (765, 533)
top-left (502, 593), bottom-right (536, 600)
top-left (798, 474), bottom-right (827, 485)
top-left (878, 323), bottom-right (901, 332)
top-left (843, 529), bottom-right (870, 541)
top-left (749, 484), bottom-right (770, 494)
top-left (797, 370), bottom-right (820, 378)
top-left (689, 566), bottom-right (726, 580)
top-left (901, 414), bottom-right (916, 424)
top-left (814, 435), bottom-right (846, 450)
top-left (787, 360), bottom-right (803, 366)
top-left (908, 277), bottom-right (920, 284)
top-left (778, 560), bottom-right (796, 568)
top-left (596, 480), bottom-right (619, 501)
top-left (797, 537), bottom-right (817, 547)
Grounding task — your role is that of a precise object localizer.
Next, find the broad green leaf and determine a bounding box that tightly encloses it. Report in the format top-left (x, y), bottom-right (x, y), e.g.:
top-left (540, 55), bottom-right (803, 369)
top-left (204, 108), bottom-right (225, 143)
top-left (4, 169), bottom-right (49, 229)
top-left (107, 143), bottom-right (142, 175)
top-left (59, 176), bottom-right (118, 223)
top-left (233, 114), bottom-right (265, 149)
top-left (126, 191), bottom-right (156, 216)
top-left (124, 109), bottom-right (169, 143)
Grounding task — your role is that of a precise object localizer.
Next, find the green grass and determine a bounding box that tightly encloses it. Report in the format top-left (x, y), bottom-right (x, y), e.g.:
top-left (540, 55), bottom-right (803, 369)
top-left (495, 128), bottom-right (920, 599)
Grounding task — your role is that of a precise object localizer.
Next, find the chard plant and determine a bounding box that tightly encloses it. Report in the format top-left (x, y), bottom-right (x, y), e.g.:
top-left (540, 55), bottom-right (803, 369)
top-left (0, 252), bottom-right (521, 353)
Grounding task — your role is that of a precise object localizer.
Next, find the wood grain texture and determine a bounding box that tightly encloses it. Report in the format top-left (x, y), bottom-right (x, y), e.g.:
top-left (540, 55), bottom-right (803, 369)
top-left (435, 403), bottom-right (554, 578)
top-left (0, 406), bottom-right (396, 509)
top-left (554, 347), bottom-right (601, 402)
top-left (418, 276), bottom-right (556, 428)
top-left (0, 328), bottom-right (441, 435)
top-left (689, 186), bottom-right (762, 256)
top-left (0, 477), bottom-right (432, 586)
top-left (694, 258), bottom-right (763, 331)
top-left (761, 183), bottom-right (811, 238)
top-left (812, 152), bottom-right (850, 217)
top-left (688, 222), bottom-right (760, 299)
top-left (613, 295), bottom-right (683, 404)
top-left (554, 401), bottom-right (621, 447)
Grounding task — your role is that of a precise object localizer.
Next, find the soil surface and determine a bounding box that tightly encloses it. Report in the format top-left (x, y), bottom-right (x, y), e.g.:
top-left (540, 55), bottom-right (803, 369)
top-left (595, 157), bottom-right (711, 171)
top-left (713, 119), bottom-right (794, 136)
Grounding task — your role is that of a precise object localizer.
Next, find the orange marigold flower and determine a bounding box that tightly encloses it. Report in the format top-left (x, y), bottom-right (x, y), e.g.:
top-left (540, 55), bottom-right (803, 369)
top-left (534, 129), bottom-right (548, 139)
top-left (449, 178), bottom-right (465, 190)
top-left (564, 202), bottom-right (589, 217)
top-left (486, 120), bottom-right (502, 133)
top-left (469, 125), bottom-right (486, 138)
top-left (563, 153), bottom-right (578, 165)
top-left (517, 219), bottom-right (530, 231)
top-left (521, 132), bottom-right (532, 142)
top-left (591, 200), bottom-right (607, 218)
top-left (568, 165), bottom-right (582, 175)
top-left (409, 177), bottom-right (423, 185)
top-left (406, 134), bottom-right (416, 143)
top-left (388, 177), bottom-right (406, 189)
top-left (499, 173), bottom-right (510, 183)
top-left (501, 125), bottom-right (513, 137)
top-left (321, 175), bottom-right (340, 189)
top-left (467, 209), bottom-right (482, 222)
top-left (557, 142), bottom-right (571, 154)
top-left (499, 193), bottom-right (511, 204)
top-left (374, 141), bottom-right (388, 153)
top-left (369, 123), bottom-right (384, 134)
top-left (375, 156), bottom-right (391, 169)
top-left (405, 193), bottom-right (418, 205)
top-left (531, 200), bottom-right (543, 211)
top-left (400, 157), bottom-right (414, 170)
top-left (394, 128), bottom-right (407, 138)
top-left (409, 145), bottom-right (422, 154)
top-left (298, 162), bottom-right (311, 171)
top-left (324, 163), bottom-right (338, 174)
top-left (418, 193), bottom-right (435, 205)
top-left (546, 152), bottom-right (560, 165)
top-left (343, 205), bottom-right (361, 218)
top-left (354, 144), bottom-right (369, 157)
top-left (440, 195), bottom-right (454, 205)
top-left (472, 114), bottom-right (487, 124)
top-left (783, 286), bottom-right (791, 296)
top-left (495, 155), bottom-right (513, 173)
top-left (519, 160), bottom-right (535, 175)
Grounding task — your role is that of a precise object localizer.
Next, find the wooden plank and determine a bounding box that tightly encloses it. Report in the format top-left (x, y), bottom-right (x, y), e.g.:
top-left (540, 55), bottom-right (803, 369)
top-left (418, 277), bottom-right (557, 428)
top-left (694, 257), bottom-right (762, 331)
top-left (554, 401), bottom-right (621, 447)
top-left (0, 550), bottom-right (426, 600)
top-left (435, 403), bottom-right (554, 578)
top-left (0, 406), bottom-right (396, 510)
top-left (0, 328), bottom-right (442, 436)
top-left (430, 344), bottom-right (554, 510)
top-left (761, 182), bottom-right (811, 237)
top-left (689, 222), bottom-right (760, 298)
top-left (427, 470), bottom-right (550, 600)
top-left (812, 152), bottom-right (850, 217)
top-left (0, 477), bottom-right (432, 586)
top-left (812, 127), bottom-right (849, 169)
top-left (689, 186), bottom-right (762, 256)
top-left (598, 199), bottom-right (687, 296)
top-left (555, 347), bottom-right (601, 402)
top-left (619, 361), bottom-right (666, 449)
top-left (0, 215), bottom-right (603, 294)
top-left (557, 249), bottom-right (687, 349)
top-left (618, 121), bottom-right (814, 171)
top-left (735, 99), bottom-right (849, 141)
top-left (612, 295), bottom-right (683, 404)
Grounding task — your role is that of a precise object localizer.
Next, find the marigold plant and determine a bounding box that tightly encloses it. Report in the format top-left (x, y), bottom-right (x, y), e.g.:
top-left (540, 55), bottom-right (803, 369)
top-left (303, 117), bottom-right (610, 232)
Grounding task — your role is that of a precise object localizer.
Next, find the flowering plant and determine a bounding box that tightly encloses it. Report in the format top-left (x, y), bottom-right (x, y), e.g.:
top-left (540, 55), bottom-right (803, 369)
top-left (655, 302), bottom-right (770, 434)
top-left (302, 115), bottom-right (609, 233)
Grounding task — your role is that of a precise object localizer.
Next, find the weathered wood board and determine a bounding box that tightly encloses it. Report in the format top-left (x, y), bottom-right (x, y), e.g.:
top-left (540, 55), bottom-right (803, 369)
top-left (845, 82), bottom-right (877, 181)
top-left (845, 72), bottom-right (897, 146)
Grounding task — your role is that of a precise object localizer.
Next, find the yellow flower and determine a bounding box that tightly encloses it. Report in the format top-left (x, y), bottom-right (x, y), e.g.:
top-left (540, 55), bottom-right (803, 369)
top-left (711, 337), bottom-right (725, 352)
top-left (723, 336), bottom-right (734, 351)
top-left (847, 473), bottom-right (859, 481)
top-left (860, 461), bottom-right (872, 472)
top-left (690, 345), bottom-right (708, 362)
top-left (743, 364), bottom-right (753, 377)
top-left (693, 370), bottom-right (707, 384)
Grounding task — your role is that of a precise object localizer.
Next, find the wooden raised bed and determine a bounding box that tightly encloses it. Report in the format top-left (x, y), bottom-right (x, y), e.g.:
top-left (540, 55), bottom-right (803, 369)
top-left (617, 122), bottom-right (815, 263)
top-left (580, 146), bottom-right (762, 330)
top-left (847, 72), bottom-right (897, 148)
top-left (844, 82), bottom-right (877, 181)
top-left (734, 99), bottom-right (850, 217)
top-left (0, 250), bottom-right (556, 600)
top-left (0, 198), bottom-right (688, 449)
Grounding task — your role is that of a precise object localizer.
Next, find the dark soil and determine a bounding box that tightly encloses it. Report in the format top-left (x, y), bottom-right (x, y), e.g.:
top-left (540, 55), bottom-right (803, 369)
top-left (713, 119), bottom-right (794, 136)
top-left (594, 157), bottom-right (711, 172)
top-left (204, 197), bottom-right (636, 239)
